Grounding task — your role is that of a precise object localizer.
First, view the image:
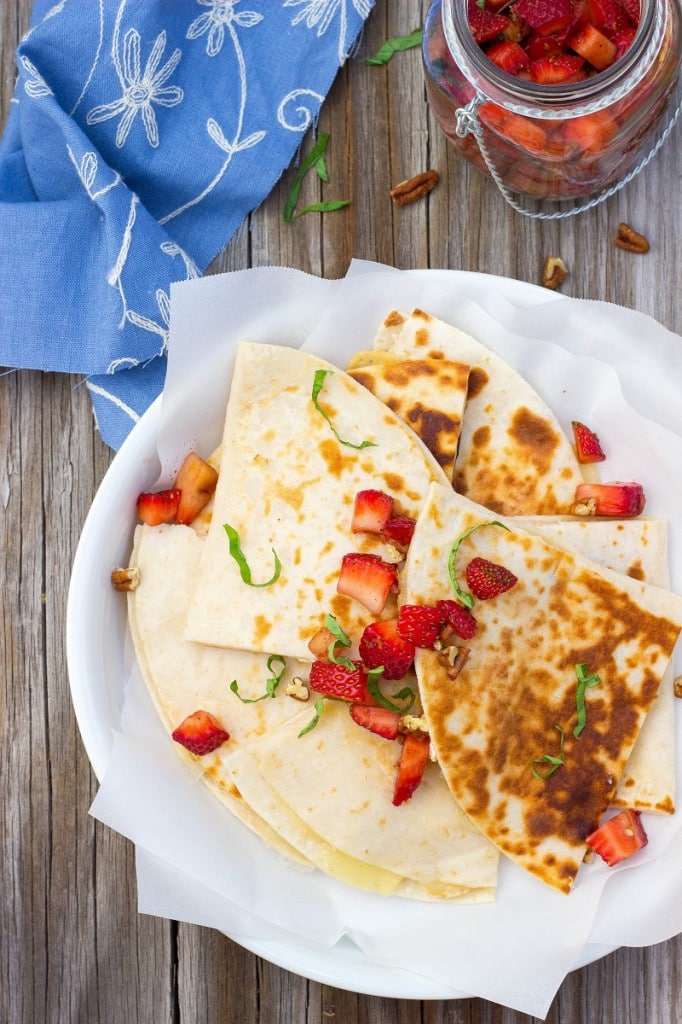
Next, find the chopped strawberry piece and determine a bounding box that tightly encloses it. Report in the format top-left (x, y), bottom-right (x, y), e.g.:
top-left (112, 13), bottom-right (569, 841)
top-left (572, 420), bottom-right (606, 463)
top-left (359, 619), bottom-right (415, 680)
top-left (562, 109), bottom-right (619, 154)
top-left (436, 599), bottom-right (478, 640)
top-left (479, 102), bottom-right (548, 155)
top-left (567, 22), bottom-right (617, 69)
top-left (307, 624), bottom-right (336, 661)
top-left (396, 604), bottom-right (443, 648)
top-left (337, 553), bottom-right (398, 615)
top-left (171, 710), bottom-right (229, 756)
top-left (465, 556), bottom-right (518, 600)
top-left (352, 489), bottom-right (393, 535)
top-left (350, 703), bottom-right (401, 740)
top-left (485, 39), bottom-right (531, 75)
top-left (136, 488), bottom-right (181, 526)
top-left (574, 481), bottom-right (645, 516)
top-left (309, 660), bottom-right (375, 703)
top-left (525, 28), bottom-right (571, 59)
top-left (619, 0), bottom-right (640, 25)
top-left (611, 25), bottom-right (636, 59)
top-left (468, 1), bottom-right (511, 44)
top-left (587, 0), bottom-right (630, 34)
top-left (586, 809), bottom-right (648, 866)
top-left (382, 515), bottom-right (416, 548)
top-left (174, 451), bottom-right (219, 525)
top-left (513, 0), bottom-right (574, 36)
top-left (393, 732), bottom-right (431, 806)
top-left (530, 53), bottom-right (585, 82)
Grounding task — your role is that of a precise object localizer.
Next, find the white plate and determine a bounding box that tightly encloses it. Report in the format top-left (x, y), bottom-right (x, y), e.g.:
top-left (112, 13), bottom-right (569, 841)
top-left (67, 271), bottom-right (616, 1000)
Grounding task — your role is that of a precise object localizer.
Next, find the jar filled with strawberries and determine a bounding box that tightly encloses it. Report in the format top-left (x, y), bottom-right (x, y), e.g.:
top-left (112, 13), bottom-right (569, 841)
top-left (423, 0), bottom-right (682, 201)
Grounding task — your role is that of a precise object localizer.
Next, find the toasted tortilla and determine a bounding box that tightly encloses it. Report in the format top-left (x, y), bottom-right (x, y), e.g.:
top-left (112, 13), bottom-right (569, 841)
top-left (405, 483), bottom-right (682, 893)
top-left (185, 342), bottom-right (446, 658)
top-left (518, 516), bottom-right (675, 815)
top-left (373, 309), bottom-right (585, 515)
top-left (347, 357), bottom-right (470, 482)
top-left (128, 521), bottom-right (499, 901)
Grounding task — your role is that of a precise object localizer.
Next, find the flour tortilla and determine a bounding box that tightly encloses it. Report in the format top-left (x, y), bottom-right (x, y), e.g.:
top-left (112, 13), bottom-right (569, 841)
top-left (405, 483), bottom-right (682, 893)
top-left (128, 521), bottom-right (499, 901)
top-left (518, 516), bottom-right (675, 815)
top-left (347, 356), bottom-right (470, 482)
top-left (374, 309), bottom-right (585, 515)
top-left (185, 342), bottom-right (447, 658)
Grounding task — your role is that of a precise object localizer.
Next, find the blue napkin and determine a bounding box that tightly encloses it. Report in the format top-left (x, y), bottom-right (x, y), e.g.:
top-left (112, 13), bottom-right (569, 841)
top-left (0, 0), bottom-right (374, 449)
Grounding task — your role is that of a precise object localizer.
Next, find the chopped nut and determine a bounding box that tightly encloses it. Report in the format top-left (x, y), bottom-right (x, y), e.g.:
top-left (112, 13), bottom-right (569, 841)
top-left (428, 741), bottom-right (439, 763)
top-left (583, 847), bottom-right (595, 864)
top-left (390, 170), bottom-right (439, 207)
top-left (400, 714), bottom-right (429, 735)
top-left (674, 676), bottom-right (682, 699)
top-left (614, 222), bottom-right (650, 254)
top-left (285, 677), bottom-right (310, 702)
top-left (571, 497), bottom-right (597, 517)
top-left (111, 566), bottom-right (140, 591)
top-left (444, 646), bottom-right (470, 680)
top-left (542, 256), bottom-right (569, 290)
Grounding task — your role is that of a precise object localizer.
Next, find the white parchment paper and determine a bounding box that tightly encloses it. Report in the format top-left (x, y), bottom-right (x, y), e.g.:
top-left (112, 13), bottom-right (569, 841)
top-left (90, 261), bottom-right (682, 1019)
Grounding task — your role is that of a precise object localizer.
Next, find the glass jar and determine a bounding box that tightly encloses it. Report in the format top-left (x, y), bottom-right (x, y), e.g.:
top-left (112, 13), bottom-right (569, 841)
top-left (423, 0), bottom-right (682, 202)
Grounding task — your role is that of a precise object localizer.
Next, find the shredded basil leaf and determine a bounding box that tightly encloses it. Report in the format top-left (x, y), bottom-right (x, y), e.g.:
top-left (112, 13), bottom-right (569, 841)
top-left (230, 655), bottom-right (287, 704)
top-left (573, 663), bottom-right (601, 738)
top-left (325, 613), bottom-right (355, 671)
top-left (365, 29), bottom-right (423, 65)
top-left (292, 200), bottom-right (350, 220)
top-left (532, 725), bottom-right (565, 781)
top-left (312, 369), bottom-right (377, 450)
top-left (367, 670), bottom-right (416, 713)
top-left (223, 523), bottom-right (281, 587)
top-left (315, 153), bottom-right (329, 182)
top-left (298, 697), bottom-right (327, 737)
top-left (283, 132), bottom-right (349, 223)
top-left (446, 520), bottom-right (509, 608)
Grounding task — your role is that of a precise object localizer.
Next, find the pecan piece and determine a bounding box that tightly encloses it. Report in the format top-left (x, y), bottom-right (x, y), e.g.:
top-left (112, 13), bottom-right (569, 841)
top-left (674, 676), bottom-right (682, 699)
top-left (614, 223), bottom-right (650, 254)
top-left (542, 256), bottom-right (569, 290)
top-left (111, 566), bottom-right (140, 591)
top-left (390, 170), bottom-right (439, 206)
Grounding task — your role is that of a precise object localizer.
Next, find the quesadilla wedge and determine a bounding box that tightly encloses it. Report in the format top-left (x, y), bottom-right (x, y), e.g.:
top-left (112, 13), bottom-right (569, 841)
top-left (185, 342), bottom-right (447, 658)
top-left (404, 483), bottom-right (682, 893)
top-left (373, 309), bottom-right (585, 515)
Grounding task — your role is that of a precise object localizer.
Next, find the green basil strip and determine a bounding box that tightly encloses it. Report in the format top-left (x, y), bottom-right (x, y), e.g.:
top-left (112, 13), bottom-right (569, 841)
top-left (230, 655), bottom-right (287, 704)
top-left (312, 369), bottom-right (377, 450)
top-left (367, 671), bottom-right (416, 713)
top-left (446, 520), bottom-right (509, 609)
top-left (223, 523), bottom-right (281, 587)
top-left (298, 697), bottom-right (327, 737)
top-left (283, 132), bottom-right (331, 223)
top-left (532, 725), bottom-right (565, 781)
top-left (573, 663), bottom-right (601, 738)
top-left (293, 200), bottom-right (350, 221)
top-left (315, 153), bottom-right (329, 182)
top-left (325, 613), bottom-right (355, 671)
top-left (365, 29), bottom-right (423, 65)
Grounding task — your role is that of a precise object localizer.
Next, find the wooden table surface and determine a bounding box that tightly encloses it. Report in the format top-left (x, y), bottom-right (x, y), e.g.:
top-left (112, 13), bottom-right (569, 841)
top-left (2, 1), bottom-right (681, 1022)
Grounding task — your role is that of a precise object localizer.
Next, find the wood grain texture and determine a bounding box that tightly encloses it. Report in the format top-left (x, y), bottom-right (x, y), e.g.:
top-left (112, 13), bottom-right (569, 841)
top-left (1, 1), bottom-right (681, 1022)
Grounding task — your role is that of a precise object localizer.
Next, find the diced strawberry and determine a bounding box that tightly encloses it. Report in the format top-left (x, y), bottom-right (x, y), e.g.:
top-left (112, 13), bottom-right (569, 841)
top-left (396, 604), bottom-right (443, 648)
top-left (171, 710), bottom-right (229, 756)
top-left (337, 553), bottom-right (398, 615)
top-left (561, 109), bottom-right (619, 153)
top-left (309, 659), bottom-right (375, 703)
top-left (136, 488), bottom-right (181, 526)
top-left (352, 489), bottom-right (393, 535)
top-left (611, 24), bottom-right (636, 59)
top-left (485, 39), bottom-right (531, 75)
top-left (525, 28), bottom-right (571, 59)
top-left (574, 481), bottom-right (645, 516)
top-left (530, 53), bottom-right (585, 82)
top-left (468, 1), bottom-right (511, 44)
top-left (350, 703), bottom-right (401, 740)
top-left (173, 451), bottom-right (219, 526)
top-left (513, 0), bottom-right (574, 36)
top-left (359, 619), bottom-right (415, 680)
top-left (307, 624), bottom-right (336, 661)
top-left (465, 556), bottom-right (518, 600)
top-left (382, 515), bottom-right (416, 548)
top-left (572, 421), bottom-right (606, 463)
top-left (587, 0), bottom-right (630, 34)
top-left (619, 0), bottom-right (640, 26)
top-left (479, 102), bottom-right (548, 155)
top-left (567, 22), bottom-right (617, 69)
top-left (586, 808), bottom-right (648, 866)
top-left (436, 599), bottom-right (478, 640)
top-left (393, 732), bottom-right (431, 806)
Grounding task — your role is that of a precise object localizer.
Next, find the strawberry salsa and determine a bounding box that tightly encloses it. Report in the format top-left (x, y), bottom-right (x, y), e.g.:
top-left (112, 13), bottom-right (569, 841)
top-left (127, 414), bottom-right (649, 865)
top-left (423, 0), bottom-right (681, 200)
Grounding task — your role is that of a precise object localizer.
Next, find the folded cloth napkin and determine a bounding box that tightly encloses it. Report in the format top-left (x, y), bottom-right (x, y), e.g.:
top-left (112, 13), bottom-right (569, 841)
top-left (0, 0), bottom-right (374, 449)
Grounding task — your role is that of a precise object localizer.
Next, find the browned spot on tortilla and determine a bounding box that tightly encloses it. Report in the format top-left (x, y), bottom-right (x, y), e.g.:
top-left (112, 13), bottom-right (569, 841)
top-left (627, 559), bottom-right (646, 581)
top-left (382, 471), bottom-right (407, 494)
top-left (406, 405), bottom-right (459, 468)
top-left (349, 371), bottom-right (376, 394)
top-left (655, 796), bottom-right (675, 813)
top-left (414, 328), bottom-right (429, 348)
top-left (384, 360), bottom-right (436, 385)
top-left (253, 614), bottom-right (272, 645)
top-left (318, 438), bottom-right (357, 478)
top-left (467, 366), bottom-right (489, 399)
top-left (471, 425), bottom-right (491, 450)
top-left (508, 406), bottom-right (560, 475)
top-left (384, 310), bottom-right (405, 328)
